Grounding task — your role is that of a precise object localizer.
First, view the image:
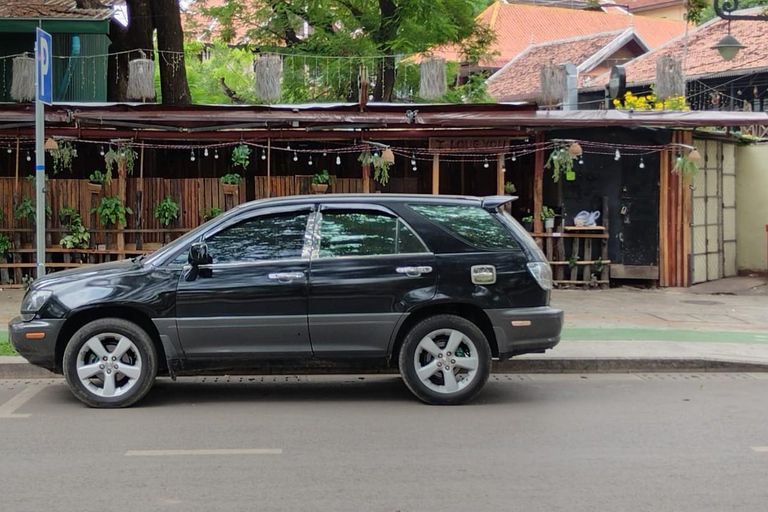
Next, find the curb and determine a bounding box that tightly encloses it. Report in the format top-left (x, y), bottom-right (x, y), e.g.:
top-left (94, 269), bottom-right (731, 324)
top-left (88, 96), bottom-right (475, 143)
top-left (2, 357), bottom-right (768, 380)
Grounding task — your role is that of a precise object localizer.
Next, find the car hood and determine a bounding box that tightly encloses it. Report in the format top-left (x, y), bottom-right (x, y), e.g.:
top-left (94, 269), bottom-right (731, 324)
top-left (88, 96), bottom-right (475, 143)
top-left (32, 259), bottom-right (143, 290)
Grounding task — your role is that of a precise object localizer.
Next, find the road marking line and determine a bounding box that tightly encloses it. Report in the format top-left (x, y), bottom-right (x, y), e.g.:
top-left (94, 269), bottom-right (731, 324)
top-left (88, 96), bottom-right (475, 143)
top-left (0, 384), bottom-right (46, 419)
top-left (125, 448), bottom-right (283, 457)
top-left (751, 447), bottom-right (768, 452)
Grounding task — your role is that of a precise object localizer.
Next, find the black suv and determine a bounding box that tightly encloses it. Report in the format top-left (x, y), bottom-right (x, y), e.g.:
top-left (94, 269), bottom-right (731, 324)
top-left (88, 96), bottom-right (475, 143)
top-left (10, 194), bottom-right (562, 407)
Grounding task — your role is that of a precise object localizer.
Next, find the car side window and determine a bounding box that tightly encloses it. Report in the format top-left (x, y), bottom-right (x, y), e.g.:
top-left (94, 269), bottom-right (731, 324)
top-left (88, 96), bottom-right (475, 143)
top-left (409, 204), bottom-right (521, 251)
top-left (318, 211), bottom-right (427, 258)
top-left (202, 211), bottom-right (310, 264)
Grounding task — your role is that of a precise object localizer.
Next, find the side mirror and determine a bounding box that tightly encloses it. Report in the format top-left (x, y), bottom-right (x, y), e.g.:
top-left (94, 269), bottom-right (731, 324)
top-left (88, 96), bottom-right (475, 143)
top-left (189, 242), bottom-right (210, 266)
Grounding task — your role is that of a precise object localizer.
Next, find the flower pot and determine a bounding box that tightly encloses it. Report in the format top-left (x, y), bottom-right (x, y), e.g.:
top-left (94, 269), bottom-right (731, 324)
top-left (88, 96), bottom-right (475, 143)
top-left (311, 183), bottom-right (329, 194)
top-left (222, 184), bottom-right (239, 195)
top-left (88, 182), bottom-right (102, 194)
top-left (544, 217), bottom-right (555, 230)
top-left (522, 221), bottom-right (533, 232)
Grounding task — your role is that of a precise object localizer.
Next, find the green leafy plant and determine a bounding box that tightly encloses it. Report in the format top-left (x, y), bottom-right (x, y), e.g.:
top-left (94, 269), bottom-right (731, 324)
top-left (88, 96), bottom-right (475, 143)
top-left (154, 195), bottom-right (180, 227)
top-left (59, 215), bottom-right (91, 250)
top-left (203, 207), bottom-right (222, 221)
top-left (14, 197), bottom-right (51, 224)
top-left (104, 144), bottom-right (137, 175)
top-left (358, 150), bottom-right (393, 186)
top-left (50, 141), bottom-right (77, 175)
top-left (568, 254), bottom-right (579, 270)
top-left (673, 153), bottom-right (699, 177)
top-left (220, 173), bottom-right (243, 186)
top-left (231, 144), bottom-right (251, 170)
top-left (594, 257), bottom-right (604, 274)
top-left (92, 196), bottom-right (133, 227)
top-left (312, 169), bottom-right (332, 185)
top-left (545, 148), bottom-right (575, 183)
top-left (59, 206), bottom-right (79, 225)
top-left (89, 169), bottom-right (112, 186)
top-left (540, 206), bottom-right (556, 221)
top-left (504, 182), bottom-right (516, 195)
top-left (521, 215), bottom-right (534, 223)
top-left (22, 274), bottom-right (34, 291)
top-left (0, 233), bottom-right (11, 257)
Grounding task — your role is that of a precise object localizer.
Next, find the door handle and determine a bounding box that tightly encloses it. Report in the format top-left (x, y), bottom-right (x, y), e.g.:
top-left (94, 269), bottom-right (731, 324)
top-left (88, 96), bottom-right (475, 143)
top-left (268, 272), bottom-right (305, 283)
top-left (396, 266), bottom-right (433, 277)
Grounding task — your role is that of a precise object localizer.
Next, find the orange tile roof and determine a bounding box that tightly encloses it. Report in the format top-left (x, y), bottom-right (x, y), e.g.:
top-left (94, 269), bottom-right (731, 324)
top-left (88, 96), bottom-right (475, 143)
top-left (616, 0), bottom-right (683, 12)
top-left (488, 31), bottom-right (629, 101)
top-left (0, 0), bottom-right (112, 19)
top-left (429, 1), bottom-right (686, 68)
top-left (590, 12), bottom-right (768, 87)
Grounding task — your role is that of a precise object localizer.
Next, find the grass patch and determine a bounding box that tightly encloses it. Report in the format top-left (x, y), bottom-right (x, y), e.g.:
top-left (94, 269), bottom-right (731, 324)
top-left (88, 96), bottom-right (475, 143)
top-left (0, 331), bottom-right (17, 356)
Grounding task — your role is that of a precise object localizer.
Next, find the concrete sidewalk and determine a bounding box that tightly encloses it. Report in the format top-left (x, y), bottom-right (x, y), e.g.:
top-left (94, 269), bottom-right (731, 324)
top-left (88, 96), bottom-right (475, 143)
top-left (2, 279), bottom-right (768, 378)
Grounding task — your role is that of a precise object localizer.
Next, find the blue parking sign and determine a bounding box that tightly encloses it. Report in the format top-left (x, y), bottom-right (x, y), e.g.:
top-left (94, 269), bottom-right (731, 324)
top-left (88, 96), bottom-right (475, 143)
top-left (36, 28), bottom-right (52, 104)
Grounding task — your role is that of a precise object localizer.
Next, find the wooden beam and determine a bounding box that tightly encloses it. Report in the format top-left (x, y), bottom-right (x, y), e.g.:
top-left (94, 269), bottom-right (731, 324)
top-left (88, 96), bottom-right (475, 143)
top-left (659, 145), bottom-right (669, 287)
top-left (432, 153), bottom-right (440, 195)
top-left (533, 133), bottom-right (544, 233)
top-left (266, 138), bottom-right (271, 198)
top-left (496, 153), bottom-right (504, 195)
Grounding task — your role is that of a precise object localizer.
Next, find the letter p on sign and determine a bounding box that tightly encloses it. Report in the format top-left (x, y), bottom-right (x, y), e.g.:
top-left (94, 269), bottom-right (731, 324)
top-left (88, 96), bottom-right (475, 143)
top-left (36, 28), bottom-right (53, 104)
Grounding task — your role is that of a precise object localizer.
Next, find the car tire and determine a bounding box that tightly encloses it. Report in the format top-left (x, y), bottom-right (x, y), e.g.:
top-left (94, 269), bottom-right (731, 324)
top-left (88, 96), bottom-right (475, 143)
top-left (63, 318), bottom-right (158, 408)
top-left (398, 314), bottom-right (491, 405)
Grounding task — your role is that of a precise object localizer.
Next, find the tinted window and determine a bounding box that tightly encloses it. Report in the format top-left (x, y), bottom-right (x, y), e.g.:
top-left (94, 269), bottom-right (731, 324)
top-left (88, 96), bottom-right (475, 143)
top-left (203, 212), bottom-right (309, 264)
top-left (409, 204), bottom-right (520, 251)
top-left (319, 211), bottom-right (427, 258)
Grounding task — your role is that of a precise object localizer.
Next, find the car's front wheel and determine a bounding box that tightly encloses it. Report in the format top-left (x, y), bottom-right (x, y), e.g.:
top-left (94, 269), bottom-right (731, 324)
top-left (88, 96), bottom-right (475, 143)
top-left (398, 314), bottom-right (491, 405)
top-left (63, 318), bottom-right (158, 408)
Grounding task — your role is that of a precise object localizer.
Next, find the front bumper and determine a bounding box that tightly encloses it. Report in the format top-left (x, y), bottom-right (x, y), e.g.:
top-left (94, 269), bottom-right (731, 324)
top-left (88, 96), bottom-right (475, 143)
top-left (487, 306), bottom-right (563, 360)
top-left (9, 317), bottom-right (65, 372)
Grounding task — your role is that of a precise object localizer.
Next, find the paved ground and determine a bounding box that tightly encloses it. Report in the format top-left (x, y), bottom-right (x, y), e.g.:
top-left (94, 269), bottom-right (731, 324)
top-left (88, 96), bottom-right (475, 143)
top-left (2, 374), bottom-right (768, 511)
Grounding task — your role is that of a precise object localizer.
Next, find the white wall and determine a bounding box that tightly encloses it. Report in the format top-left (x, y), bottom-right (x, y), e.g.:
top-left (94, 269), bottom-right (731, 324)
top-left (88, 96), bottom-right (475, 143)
top-left (736, 144), bottom-right (768, 274)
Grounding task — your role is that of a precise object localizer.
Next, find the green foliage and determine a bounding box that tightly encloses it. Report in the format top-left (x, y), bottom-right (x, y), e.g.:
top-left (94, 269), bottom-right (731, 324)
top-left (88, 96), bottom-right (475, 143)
top-left (220, 173), bottom-right (243, 186)
top-left (540, 206), bottom-right (556, 220)
top-left (92, 196), bottom-right (133, 227)
top-left (89, 169), bottom-right (112, 186)
top-left (673, 153), bottom-right (699, 177)
top-left (186, 43), bottom-right (262, 104)
top-left (104, 145), bottom-right (137, 175)
top-left (50, 141), bottom-right (77, 175)
top-left (0, 233), bottom-right (11, 257)
top-left (203, 207), bottom-right (223, 221)
top-left (521, 215), bottom-right (534, 223)
top-left (594, 257), bottom-right (604, 274)
top-left (438, 72), bottom-right (496, 104)
top-left (359, 150), bottom-right (393, 186)
top-left (613, 90), bottom-right (689, 111)
top-left (504, 182), bottom-right (516, 195)
top-left (59, 214), bottom-right (91, 250)
top-left (231, 144), bottom-right (251, 170)
top-left (59, 206), bottom-right (79, 224)
top-left (545, 148), bottom-right (575, 183)
top-left (154, 195), bottom-right (180, 227)
top-left (14, 197), bottom-right (52, 224)
top-left (568, 254), bottom-right (579, 269)
top-left (312, 169), bottom-right (332, 185)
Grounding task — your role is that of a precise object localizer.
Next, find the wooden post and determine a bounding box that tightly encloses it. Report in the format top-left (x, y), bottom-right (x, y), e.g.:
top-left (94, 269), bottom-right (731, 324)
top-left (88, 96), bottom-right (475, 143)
top-left (659, 147), bottom-right (669, 286)
top-left (432, 154), bottom-right (440, 195)
top-left (136, 146), bottom-right (144, 251)
top-left (117, 157), bottom-right (127, 253)
top-left (496, 154), bottom-right (504, 195)
top-left (460, 159), bottom-right (465, 195)
top-left (266, 138), bottom-right (271, 198)
top-left (533, 133), bottom-right (545, 233)
top-left (601, 196), bottom-right (610, 289)
top-left (12, 138), bottom-right (21, 283)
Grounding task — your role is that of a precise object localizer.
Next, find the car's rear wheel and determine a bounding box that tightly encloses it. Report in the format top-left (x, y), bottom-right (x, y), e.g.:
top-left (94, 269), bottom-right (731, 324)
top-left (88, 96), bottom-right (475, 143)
top-left (63, 318), bottom-right (158, 408)
top-left (398, 314), bottom-right (491, 405)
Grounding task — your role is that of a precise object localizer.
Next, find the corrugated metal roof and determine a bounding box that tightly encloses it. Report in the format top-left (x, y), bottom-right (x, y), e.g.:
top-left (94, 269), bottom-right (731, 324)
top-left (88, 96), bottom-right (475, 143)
top-left (0, 0), bottom-right (112, 20)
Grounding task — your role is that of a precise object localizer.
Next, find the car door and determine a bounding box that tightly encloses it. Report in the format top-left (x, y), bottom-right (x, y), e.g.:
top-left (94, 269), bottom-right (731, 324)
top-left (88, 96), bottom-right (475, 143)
top-left (175, 205), bottom-right (314, 361)
top-left (307, 204), bottom-right (437, 358)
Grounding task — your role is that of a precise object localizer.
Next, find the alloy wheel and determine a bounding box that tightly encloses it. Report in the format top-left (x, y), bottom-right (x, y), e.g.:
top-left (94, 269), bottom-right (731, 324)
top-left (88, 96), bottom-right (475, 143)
top-left (412, 328), bottom-right (479, 394)
top-left (75, 333), bottom-right (143, 398)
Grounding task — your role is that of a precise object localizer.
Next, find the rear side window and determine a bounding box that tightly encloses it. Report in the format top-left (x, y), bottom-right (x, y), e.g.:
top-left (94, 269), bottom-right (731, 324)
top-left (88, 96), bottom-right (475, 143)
top-left (409, 204), bottom-right (520, 251)
top-left (319, 211), bottom-right (427, 258)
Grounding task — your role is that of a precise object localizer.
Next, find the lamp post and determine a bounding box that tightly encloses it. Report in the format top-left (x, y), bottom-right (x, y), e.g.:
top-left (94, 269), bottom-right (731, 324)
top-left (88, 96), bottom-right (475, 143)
top-left (712, 0), bottom-right (768, 61)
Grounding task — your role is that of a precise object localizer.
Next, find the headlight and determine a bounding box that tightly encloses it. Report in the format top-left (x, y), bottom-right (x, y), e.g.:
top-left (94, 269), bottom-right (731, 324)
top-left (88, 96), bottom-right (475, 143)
top-left (527, 262), bottom-right (553, 291)
top-left (20, 290), bottom-right (52, 321)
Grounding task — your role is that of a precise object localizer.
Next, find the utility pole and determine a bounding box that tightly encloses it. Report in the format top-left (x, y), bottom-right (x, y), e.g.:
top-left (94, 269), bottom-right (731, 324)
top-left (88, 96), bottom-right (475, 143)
top-left (35, 28), bottom-right (52, 279)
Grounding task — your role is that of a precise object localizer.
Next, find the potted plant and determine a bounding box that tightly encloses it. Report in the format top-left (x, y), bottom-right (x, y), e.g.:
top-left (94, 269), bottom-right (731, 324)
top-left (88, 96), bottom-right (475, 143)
top-left (231, 144), bottom-right (251, 170)
top-left (521, 215), bottom-right (534, 232)
top-left (220, 173), bottom-right (242, 195)
top-left (541, 206), bottom-right (556, 230)
top-left (59, 206), bottom-right (79, 227)
top-left (104, 145), bottom-right (137, 177)
top-left (88, 169), bottom-right (112, 193)
top-left (358, 150), bottom-right (393, 187)
top-left (202, 207), bottom-right (222, 222)
top-left (311, 170), bottom-right (332, 193)
top-left (50, 141), bottom-right (77, 175)
top-left (504, 182), bottom-right (516, 196)
top-left (92, 196), bottom-right (132, 228)
top-left (14, 197), bottom-right (51, 225)
top-left (59, 215), bottom-right (91, 252)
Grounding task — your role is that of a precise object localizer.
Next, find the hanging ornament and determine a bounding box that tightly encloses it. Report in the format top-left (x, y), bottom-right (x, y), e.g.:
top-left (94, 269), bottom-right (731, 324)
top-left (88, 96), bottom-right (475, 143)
top-left (204, 148), bottom-right (209, 157)
top-left (336, 154), bottom-right (341, 165)
top-left (44, 138), bottom-right (58, 151)
top-left (614, 149), bottom-right (621, 161)
top-left (419, 56), bottom-right (447, 100)
top-left (254, 53), bottom-right (282, 103)
top-left (127, 52), bottom-right (156, 101)
top-left (11, 55), bottom-right (35, 102)
top-left (687, 148), bottom-right (703, 164)
top-left (261, 149), bottom-right (267, 161)
top-left (308, 155), bottom-right (313, 166)
top-left (639, 157), bottom-right (645, 169)
top-left (568, 142), bottom-right (583, 157)
top-left (293, 151), bottom-right (298, 162)
top-left (381, 147), bottom-right (395, 164)
top-left (190, 149), bottom-right (196, 162)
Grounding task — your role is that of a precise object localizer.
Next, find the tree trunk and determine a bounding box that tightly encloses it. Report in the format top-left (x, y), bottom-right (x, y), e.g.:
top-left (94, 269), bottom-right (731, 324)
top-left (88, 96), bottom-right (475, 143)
top-left (372, 0), bottom-right (397, 102)
top-left (107, 0), bottom-right (154, 102)
top-left (154, 0), bottom-right (191, 105)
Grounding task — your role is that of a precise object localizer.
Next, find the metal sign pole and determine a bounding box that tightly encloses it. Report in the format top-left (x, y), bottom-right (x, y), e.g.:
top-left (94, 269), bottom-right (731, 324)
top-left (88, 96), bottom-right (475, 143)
top-left (35, 28), bottom-right (52, 279)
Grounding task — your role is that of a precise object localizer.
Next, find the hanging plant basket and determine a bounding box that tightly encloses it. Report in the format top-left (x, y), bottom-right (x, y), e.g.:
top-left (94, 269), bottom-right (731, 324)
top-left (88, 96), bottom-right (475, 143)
top-left (222, 184), bottom-right (239, 195)
top-left (11, 56), bottom-right (35, 102)
top-left (254, 54), bottom-right (282, 103)
top-left (88, 182), bottom-right (102, 194)
top-left (127, 57), bottom-right (156, 101)
top-left (419, 56), bottom-right (447, 100)
top-left (311, 183), bottom-right (328, 194)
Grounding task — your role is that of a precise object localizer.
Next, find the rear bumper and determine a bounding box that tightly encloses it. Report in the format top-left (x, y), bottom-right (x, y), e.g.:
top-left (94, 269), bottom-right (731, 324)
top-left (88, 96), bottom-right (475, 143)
top-left (487, 306), bottom-right (563, 360)
top-left (9, 317), bottom-right (64, 372)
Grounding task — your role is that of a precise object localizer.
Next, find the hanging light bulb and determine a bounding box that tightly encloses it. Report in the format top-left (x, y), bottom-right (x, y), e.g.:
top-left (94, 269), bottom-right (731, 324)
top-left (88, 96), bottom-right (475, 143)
top-left (639, 157), bottom-right (645, 169)
top-left (287, 143), bottom-right (291, 150)
top-left (579, 156), bottom-right (584, 165)
top-left (99, 145), bottom-right (105, 156)
top-left (412, 164), bottom-right (417, 172)
top-left (214, 149), bottom-right (219, 159)
top-left (614, 149), bottom-right (621, 161)
top-left (202, 148), bottom-right (208, 157)
top-left (410, 153), bottom-right (416, 166)
top-left (308, 155), bottom-right (313, 166)
top-left (323, 150), bottom-right (327, 157)
top-left (511, 153), bottom-right (517, 162)
top-left (190, 149), bottom-right (196, 162)
top-left (483, 157), bottom-right (489, 169)
top-left (261, 149), bottom-right (267, 161)
top-left (502, 165), bottom-right (506, 174)
top-left (26, 150), bottom-right (31, 162)
top-left (6, 144), bottom-right (12, 154)
top-left (293, 151), bottom-right (298, 162)
top-left (336, 154), bottom-right (341, 165)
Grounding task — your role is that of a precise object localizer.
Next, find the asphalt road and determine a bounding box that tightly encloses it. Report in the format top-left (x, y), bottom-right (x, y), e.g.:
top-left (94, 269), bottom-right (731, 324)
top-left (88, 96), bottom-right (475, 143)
top-left (2, 373), bottom-right (768, 512)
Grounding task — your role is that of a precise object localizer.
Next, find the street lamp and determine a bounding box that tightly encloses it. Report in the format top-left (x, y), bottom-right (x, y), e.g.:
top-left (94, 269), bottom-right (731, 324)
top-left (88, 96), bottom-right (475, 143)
top-left (712, 32), bottom-right (745, 61)
top-left (712, 0), bottom-right (768, 61)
